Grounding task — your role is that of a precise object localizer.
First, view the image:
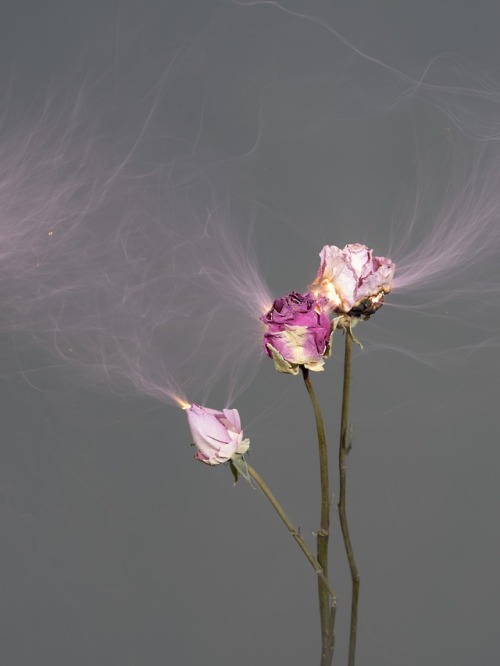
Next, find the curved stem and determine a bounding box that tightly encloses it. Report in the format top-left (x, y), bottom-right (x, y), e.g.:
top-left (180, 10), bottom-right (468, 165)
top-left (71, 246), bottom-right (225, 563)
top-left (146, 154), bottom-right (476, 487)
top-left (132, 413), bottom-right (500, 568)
top-left (246, 463), bottom-right (337, 610)
top-left (301, 367), bottom-right (335, 665)
top-left (338, 329), bottom-right (360, 666)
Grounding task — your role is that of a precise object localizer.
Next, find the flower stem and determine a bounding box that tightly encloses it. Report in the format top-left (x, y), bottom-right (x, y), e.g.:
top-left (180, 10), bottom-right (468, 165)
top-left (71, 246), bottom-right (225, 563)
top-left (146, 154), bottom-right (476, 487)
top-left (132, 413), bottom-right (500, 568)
top-left (301, 367), bottom-right (335, 665)
top-left (338, 329), bottom-right (360, 666)
top-left (245, 462), bottom-right (337, 661)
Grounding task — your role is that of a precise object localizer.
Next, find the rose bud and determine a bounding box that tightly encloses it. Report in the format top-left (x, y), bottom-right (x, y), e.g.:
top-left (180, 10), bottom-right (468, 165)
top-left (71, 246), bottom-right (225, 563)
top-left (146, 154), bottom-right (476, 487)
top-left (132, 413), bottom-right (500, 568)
top-left (186, 404), bottom-right (250, 466)
top-left (310, 243), bottom-right (395, 318)
top-left (260, 291), bottom-right (333, 375)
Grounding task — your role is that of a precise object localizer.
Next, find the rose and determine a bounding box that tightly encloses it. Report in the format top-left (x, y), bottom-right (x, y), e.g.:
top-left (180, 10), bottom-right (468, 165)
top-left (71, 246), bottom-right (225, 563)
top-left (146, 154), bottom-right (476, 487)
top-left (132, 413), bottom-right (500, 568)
top-left (186, 404), bottom-right (250, 465)
top-left (310, 243), bottom-right (395, 317)
top-left (260, 291), bottom-right (332, 375)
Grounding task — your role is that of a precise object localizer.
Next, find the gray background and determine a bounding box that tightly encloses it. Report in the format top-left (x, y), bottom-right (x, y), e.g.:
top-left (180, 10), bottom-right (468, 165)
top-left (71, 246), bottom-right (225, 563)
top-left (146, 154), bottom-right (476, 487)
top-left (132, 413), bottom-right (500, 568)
top-left (1, 2), bottom-right (499, 665)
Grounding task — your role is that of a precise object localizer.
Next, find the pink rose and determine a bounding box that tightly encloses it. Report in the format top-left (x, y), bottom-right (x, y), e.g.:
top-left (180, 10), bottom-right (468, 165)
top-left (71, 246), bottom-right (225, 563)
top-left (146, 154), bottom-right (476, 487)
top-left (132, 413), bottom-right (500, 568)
top-left (260, 291), bottom-right (332, 375)
top-left (310, 244), bottom-right (395, 317)
top-left (186, 404), bottom-right (250, 465)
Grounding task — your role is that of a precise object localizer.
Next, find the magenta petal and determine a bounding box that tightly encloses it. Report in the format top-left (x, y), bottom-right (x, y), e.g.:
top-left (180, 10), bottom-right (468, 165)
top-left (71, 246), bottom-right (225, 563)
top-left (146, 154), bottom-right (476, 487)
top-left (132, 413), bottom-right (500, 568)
top-left (260, 291), bottom-right (331, 373)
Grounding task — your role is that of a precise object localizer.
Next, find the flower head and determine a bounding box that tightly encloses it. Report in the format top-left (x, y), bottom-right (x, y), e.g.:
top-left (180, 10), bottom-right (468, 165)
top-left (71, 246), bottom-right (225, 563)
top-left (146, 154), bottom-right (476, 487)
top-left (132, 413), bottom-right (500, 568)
top-left (310, 243), bottom-right (395, 318)
top-left (186, 404), bottom-right (250, 465)
top-left (260, 291), bottom-right (333, 375)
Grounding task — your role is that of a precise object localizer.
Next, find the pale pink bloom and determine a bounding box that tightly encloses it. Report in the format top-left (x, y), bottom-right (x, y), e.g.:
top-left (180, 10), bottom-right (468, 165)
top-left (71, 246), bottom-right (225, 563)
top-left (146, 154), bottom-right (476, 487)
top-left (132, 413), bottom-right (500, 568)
top-left (186, 404), bottom-right (250, 465)
top-left (310, 243), bottom-right (395, 317)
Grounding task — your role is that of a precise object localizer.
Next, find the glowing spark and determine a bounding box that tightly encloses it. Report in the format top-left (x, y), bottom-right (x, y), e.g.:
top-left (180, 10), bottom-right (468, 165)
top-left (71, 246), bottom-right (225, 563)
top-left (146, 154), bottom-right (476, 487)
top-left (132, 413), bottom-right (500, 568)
top-left (176, 398), bottom-right (191, 410)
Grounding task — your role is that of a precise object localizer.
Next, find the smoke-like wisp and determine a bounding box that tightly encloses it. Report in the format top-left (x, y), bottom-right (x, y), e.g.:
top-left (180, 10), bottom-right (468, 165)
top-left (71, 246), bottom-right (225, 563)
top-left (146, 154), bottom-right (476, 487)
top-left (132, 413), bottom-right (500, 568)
top-left (0, 75), bottom-right (273, 408)
top-left (2, 4), bottom-right (500, 409)
top-left (389, 141), bottom-right (500, 306)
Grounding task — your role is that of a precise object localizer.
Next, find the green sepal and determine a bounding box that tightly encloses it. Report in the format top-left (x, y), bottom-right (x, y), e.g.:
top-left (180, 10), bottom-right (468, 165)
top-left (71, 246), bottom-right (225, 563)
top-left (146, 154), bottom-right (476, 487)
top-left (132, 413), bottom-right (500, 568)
top-left (229, 460), bottom-right (239, 484)
top-left (229, 455), bottom-right (251, 486)
top-left (348, 318), bottom-right (363, 349)
top-left (323, 328), bottom-right (335, 359)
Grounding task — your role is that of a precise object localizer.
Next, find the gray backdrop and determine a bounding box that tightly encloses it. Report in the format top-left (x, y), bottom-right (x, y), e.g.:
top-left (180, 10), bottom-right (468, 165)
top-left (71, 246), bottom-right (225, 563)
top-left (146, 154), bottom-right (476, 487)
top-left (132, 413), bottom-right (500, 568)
top-left (1, 2), bottom-right (499, 665)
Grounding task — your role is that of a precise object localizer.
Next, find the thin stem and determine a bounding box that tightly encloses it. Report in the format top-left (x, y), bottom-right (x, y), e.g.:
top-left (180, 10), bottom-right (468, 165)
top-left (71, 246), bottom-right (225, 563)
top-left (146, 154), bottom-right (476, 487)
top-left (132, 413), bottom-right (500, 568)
top-left (338, 329), bottom-right (360, 666)
top-left (246, 463), bottom-right (337, 610)
top-left (301, 367), bottom-right (335, 665)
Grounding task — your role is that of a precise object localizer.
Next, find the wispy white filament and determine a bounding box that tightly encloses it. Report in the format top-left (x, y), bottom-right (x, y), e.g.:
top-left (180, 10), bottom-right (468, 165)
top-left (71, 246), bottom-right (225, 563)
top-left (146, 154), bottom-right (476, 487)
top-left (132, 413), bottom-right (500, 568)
top-left (1, 4), bottom-right (499, 406)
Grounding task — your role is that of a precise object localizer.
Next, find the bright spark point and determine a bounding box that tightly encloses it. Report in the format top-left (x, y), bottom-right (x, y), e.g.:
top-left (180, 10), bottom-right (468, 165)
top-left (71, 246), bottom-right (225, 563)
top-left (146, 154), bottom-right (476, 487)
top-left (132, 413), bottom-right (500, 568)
top-left (176, 398), bottom-right (191, 410)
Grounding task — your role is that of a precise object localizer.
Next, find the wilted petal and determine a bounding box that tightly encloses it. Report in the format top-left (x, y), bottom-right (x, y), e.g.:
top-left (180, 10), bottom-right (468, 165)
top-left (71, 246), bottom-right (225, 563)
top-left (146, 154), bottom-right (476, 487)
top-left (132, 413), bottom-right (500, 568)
top-left (311, 243), bottom-right (395, 317)
top-left (260, 292), bottom-right (331, 374)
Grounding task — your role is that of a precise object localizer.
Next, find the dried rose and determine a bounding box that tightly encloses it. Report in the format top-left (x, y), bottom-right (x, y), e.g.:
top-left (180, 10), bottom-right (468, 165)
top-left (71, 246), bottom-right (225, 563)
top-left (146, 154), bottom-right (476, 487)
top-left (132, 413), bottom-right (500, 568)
top-left (310, 243), bottom-right (394, 318)
top-left (260, 291), bottom-right (332, 375)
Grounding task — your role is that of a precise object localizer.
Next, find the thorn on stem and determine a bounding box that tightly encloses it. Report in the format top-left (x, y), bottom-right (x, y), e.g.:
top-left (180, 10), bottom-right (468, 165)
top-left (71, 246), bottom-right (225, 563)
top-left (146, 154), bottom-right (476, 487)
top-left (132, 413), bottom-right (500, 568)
top-left (346, 423), bottom-right (353, 454)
